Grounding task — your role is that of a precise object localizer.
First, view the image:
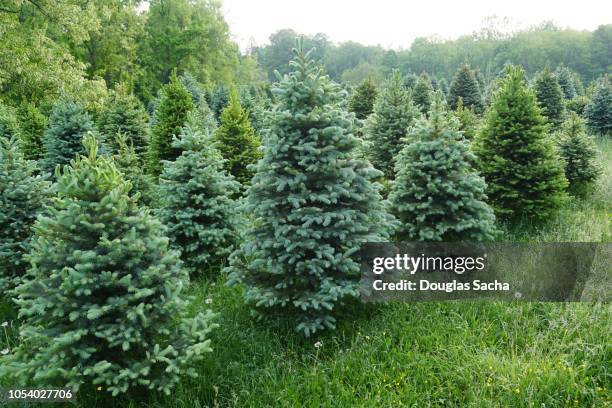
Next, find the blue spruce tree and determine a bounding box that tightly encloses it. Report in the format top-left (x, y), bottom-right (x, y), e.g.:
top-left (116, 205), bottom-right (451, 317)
top-left (226, 39), bottom-right (395, 336)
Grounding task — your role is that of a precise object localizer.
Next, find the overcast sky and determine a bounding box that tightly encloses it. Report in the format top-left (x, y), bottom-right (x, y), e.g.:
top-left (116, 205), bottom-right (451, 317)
top-left (222, 0), bottom-right (610, 50)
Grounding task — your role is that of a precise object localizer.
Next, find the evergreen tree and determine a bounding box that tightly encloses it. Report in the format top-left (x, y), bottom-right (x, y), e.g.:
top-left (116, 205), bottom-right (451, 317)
top-left (112, 133), bottom-right (156, 206)
top-left (584, 76), bottom-right (611, 137)
top-left (449, 64), bottom-right (484, 113)
top-left (148, 73), bottom-right (194, 176)
top-left (403, 73), bottom-right (419, 90)
top-left (98, 87), bottom-right (149, 156)
top-left (214, 88), bottom-right (261, 187)
top-left (556, 113), bottom-right (601, 196)
top-left (436, 77), bottom-right (449, 97)
top-left (0, 138), bottom-right (50, 290)
top-left (474, 66), bottom-right (567, 222)
top-left (226, 40), bottom-right (395, 337)
top-left (534, 66), bottom-right (566, 128)
top-left (42, 97), bottom-right (95, 173)
top-left (365, 70), bottom-right (420, 179)
top-left (17, 103), bottom-right (47, 161)
top-left (158, 125), bottom-right (240, 275)
top-left (0, 102), bottom-right (19, 140)
top-left (210, 84), bottom-right (230, 119)
top-left (238, 86), bottom-right (269, 135)
top-left (0, 136), bottom-right (217, 395)
top-left (453, 96), bottom-right (479, 140)
top-left (566, 95), bottom-right (590, 116)
top-left (555, 65), bottom-right (577, 99)
top-left (348, 77), bottom-right (378, 120)
top-left (389, 96), bottom-right (496, 241)
top-left (412, 73), bottom-right (434, 114)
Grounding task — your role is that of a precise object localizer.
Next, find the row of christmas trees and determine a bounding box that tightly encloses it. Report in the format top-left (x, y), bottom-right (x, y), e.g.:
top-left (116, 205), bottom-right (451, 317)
top-left (0, 39), bottom-right (607, 396)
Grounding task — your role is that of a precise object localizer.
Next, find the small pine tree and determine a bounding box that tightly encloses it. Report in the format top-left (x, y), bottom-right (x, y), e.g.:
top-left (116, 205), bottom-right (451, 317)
top-left (98, 87), bottom-right (149, 156)
top-left (534, 66), bottom-right (566, 129)
top-left (453, 96), bottom-right (479, 140)
top-left (348, 77), bottom-right (378, 120)
top-left (584, 76), bottom-right (611, 137)
top-left (390, 96), bottom-right (496, 241)
top-left (226, 40), bottom-right (395, 337)
top-left (0, 102), bottom-right (19, 139)
top-left (403, 73), bottom-right (419, 90)
top-left (210, 84), bottom-right (230, 119)
top-left (215, 88), bottom-right (261, 187)
top-left (158, 126), bottom-right (240, 275)
top-left (112, 133), bottom-right (156, 206)
top-left (555, 65), bottom-right (577, 99)
top-left (436, 77), bottom-right (449, 97)
top-left (42, 97), bottom-right (95, 173)
top-left (556, 113), bottom-right (601, 196)
top-left (0, 136), bottom-right (217, 396)
top-left (148, 73), bottom-right (194, 176)
top-left (17, 103), bottom-right (47, 161)
top-left (0, 138), bottom-right (50, 290)
top-left (412, 73), bottom-right (434, 114)
top-left (566, 95), bottom-right (590, 116)
top-left (365, 70), bottom-right (420, 179)
top-left (449, 64), bottom-right (484, 113)
top-left (474, 66), bottom-right (567, 222)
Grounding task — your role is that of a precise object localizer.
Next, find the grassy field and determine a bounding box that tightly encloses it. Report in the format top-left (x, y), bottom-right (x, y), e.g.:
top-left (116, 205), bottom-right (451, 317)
top-left (1, 139), bottom-right (610, 407)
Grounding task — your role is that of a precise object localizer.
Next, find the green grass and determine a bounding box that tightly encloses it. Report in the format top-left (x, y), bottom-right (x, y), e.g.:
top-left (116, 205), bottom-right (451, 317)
top-left (1, 139), bottom-right (610, 407)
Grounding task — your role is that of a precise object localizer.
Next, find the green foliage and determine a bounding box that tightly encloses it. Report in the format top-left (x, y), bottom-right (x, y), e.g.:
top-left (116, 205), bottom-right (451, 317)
top-left (449, 64), bottom-right (484, 113)
top-left (534, 66), bottom-right (566, 128)
top-left (17, 103), bottom-right (47, 161)
top-left (112, 133), bottom-right (156, 207)
top-left (0, 102), bottom-right (19, 140)
top-left (412, 73), bottom-right (434, 114)
top-left (390, 97), bottom-right (496, 241)
top-left (403, 73), bottom-right (419, 90)
top-left (215, 89), bottom-right (261, 187)
top-left (566, 96), bottom-right (590, 116)
top-left (210, 84), bottom-right (230, 119)
top-left (584, 76), bottom-right (612, 137)
top-left (158, 126), bottom-right (240, 275)
top-left (98, 87), bottom-right (149, 156)
top-left (555, 65), bottom-right (577, 99)
top-left (0, 138), bottom-right (50, 290)
top-left (226, 40), bottom-right (395, 337)
top-left (475, 66), bottom-right (568, 222)
top-left (42, 97), bottom-right (95, 173)
top-left (556, 113), bottom-right (601, 196)
top-left (365, 70), bottom-right (420, 178)
top-left (453, 96), bottom-right (480, 140)
top-left (138, 0), bottom-right (238, 100)
top-left (148, 73), bottom-right (194, 176)
top-left (0, 136), bottom-right (217, 395)
top-left (348, 77), bottom-right (378, 120)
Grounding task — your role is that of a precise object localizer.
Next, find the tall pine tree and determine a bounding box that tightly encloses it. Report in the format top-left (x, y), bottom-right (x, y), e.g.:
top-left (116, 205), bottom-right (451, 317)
top-left (17, 103), bottom-right (47, 161)
top-left (555, 65), bottom-right (577, 99)
top-left (348, 77), bottom-right (378, 120)
top-left (556, 112), bottom-right (601, 196)
top-left (42, 97), bottom-right (95, 173)
top-left (534, 66), bottom-right (566, 129)
top-left (0, 137), bottom-right (50, 290)
top-left (158, 125), bottom-right (240, 275)
top-left (98, 87), bottom-right (149, 156)
top-left (1, 136), bottom-right (217, 396)
top-left (390, 96), bottom-right (496, 241)
top-left (214, 88), bottom-right (261, 187)
top-left (474, 66), bottom-right (567, 222)
top-left (584, 76), bottom-right (611, 137)
top-left (453, 96), bottom-right (479, 140)
top-left (449, 64), bottom-right (484, 113)
top-left (148, 73), bottom-right (194, 176)
top-left (412, 73), bottom-right (434, 114)
top-left (226, 40), bottom-right (395, 337)
top-left (365, 70), bottom-right (419, 179)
